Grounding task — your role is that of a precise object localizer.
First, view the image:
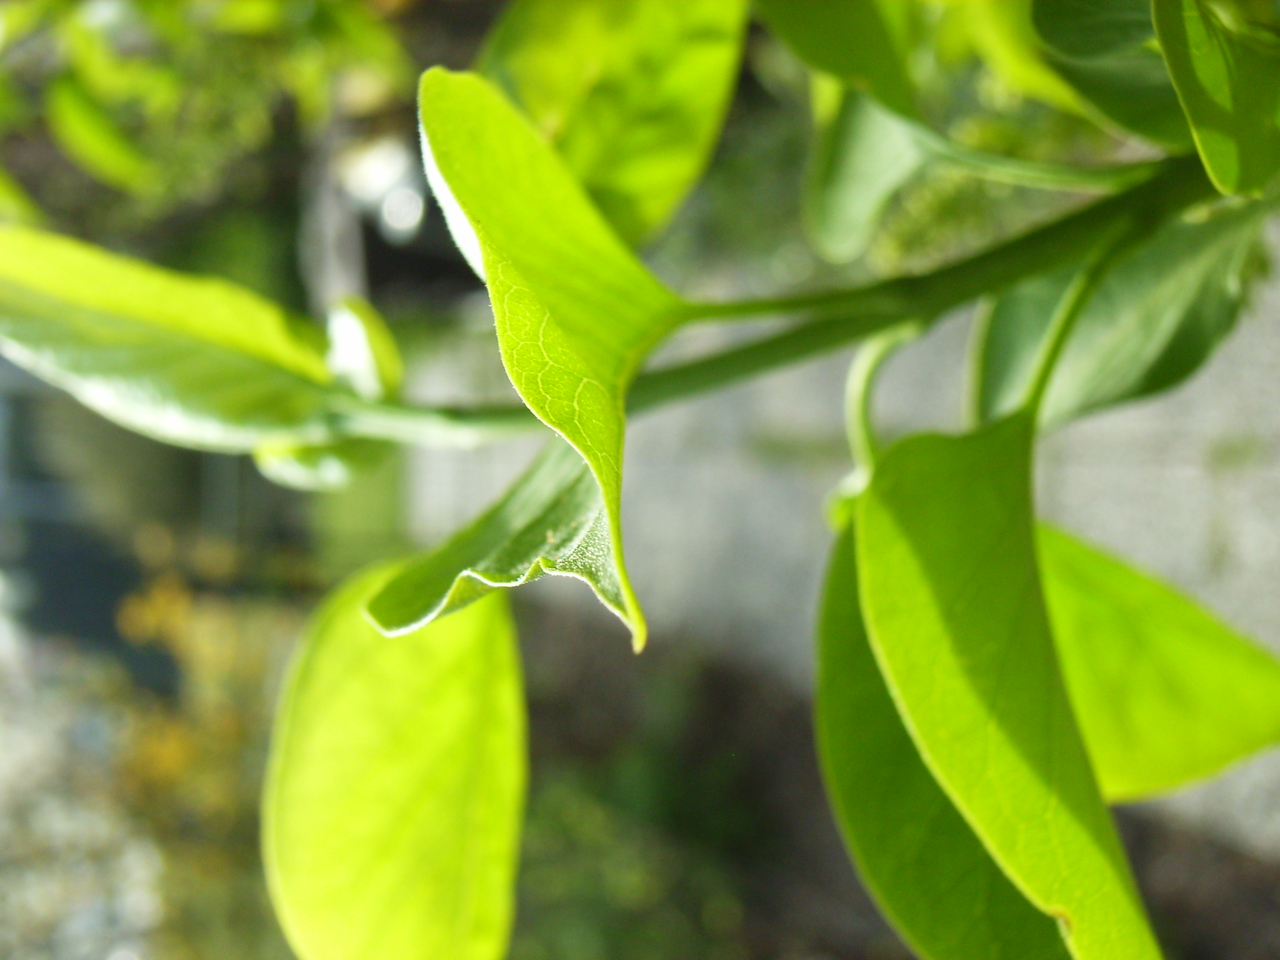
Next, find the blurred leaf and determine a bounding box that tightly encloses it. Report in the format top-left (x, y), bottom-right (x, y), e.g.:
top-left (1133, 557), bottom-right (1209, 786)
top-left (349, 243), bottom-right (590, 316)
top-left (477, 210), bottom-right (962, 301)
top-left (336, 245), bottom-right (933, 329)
top-left (265, 576), bottom-right (525, 960)
top-left (419, 68), bottom-right (687, 648)
top-left (478, 0), bottom-right (749, 246)
top-left (856, 414), bottom-right (1162, 960)
top-left (817, 520), bottom-right (1072, 960)
top-left (45, 75), bottom-right (158, 193)
top-left (254, 437), bottom-right (394, 491)
top-left (804, 82), bottom-right (926, 263)
top-left (1040, 525), bottom-right (1280, 801)
top-left (0, 167), bottom-right (42, 224)
top-left (368, 440), bottom-right (627, 636)
top-left (0, 224), bottom-right (342, 450)
top-left (1154, 0), bottom-right (1280, 194)
top-left (325, 296), bottom-right (403, 401)
top-left (755, 0), bottom-right (916, 115)
top-left (940, 0), bottom-right (1083, 111)
top-left (974, 200), bottom-right (1263, 425)
top-left (60, 16), bottom-right (181, 118)
top-left (1033, 0), bottom-right (1192, 147)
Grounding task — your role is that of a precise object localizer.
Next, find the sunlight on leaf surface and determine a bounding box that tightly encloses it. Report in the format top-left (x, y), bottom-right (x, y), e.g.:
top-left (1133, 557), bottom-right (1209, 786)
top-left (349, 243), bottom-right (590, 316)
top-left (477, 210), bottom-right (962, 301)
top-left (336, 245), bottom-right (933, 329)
top-left (856, 413), bottom-right (1163, 960)
top-left (265, 579), bottom-right (525, 960)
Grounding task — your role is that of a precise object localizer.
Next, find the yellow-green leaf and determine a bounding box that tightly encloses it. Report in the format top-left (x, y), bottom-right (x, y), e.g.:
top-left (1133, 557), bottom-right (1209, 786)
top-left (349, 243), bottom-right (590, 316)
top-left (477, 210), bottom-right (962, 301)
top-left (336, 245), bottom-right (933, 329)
top-left (477, 0), bottom-right (749, 246)
top-left (856, 413), bottom-right (1163, 960)
top-left (265, 579), bottom-right (525, 960)
top-left (818, 520), bottom-right (1072, 960)
top-left (1041, 524), bottom-right (1280, 802)
top-left (419, 68), bottom-right (686, 648)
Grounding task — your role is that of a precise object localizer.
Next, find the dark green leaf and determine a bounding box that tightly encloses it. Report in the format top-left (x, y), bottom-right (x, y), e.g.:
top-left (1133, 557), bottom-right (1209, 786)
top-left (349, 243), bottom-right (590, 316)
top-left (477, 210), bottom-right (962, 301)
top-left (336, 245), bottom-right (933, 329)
top-left (1041, 524), bottom-right (1280, 802)
top-left (477, 0), bottom-right (749, 246)
top-left (755, 0), bottom-right (916, 115)
top-left (0, 224), bottom-right (342, 451)
top-left (1154, 0), bottom-right (1280, 194)
top-left (974, 200), bottom-right (1263, 425)
top-left (804, 84), bottom-right (926, 264)
top-left (265, 575), bottom-right (525, 960)
top-left (368, 440), bottom-right (627, 636)
top-left (419, 68), bottom-right (687, 647)
top-left (818, 520), bottom-right (1072, 960)
top-left (1033, 0), bottom-right (1191, 147)
top-left (856, 414), bottom-right (1162, 959)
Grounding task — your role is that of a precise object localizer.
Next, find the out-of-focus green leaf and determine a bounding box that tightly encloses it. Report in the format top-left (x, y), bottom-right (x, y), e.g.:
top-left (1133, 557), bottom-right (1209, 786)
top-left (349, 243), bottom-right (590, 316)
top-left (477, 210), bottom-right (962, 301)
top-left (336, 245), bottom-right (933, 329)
top-left (1040, 525), bottom-right (1280, 802)
top-left (477, 0), bottom-right (749, 246)
top-left (419, 68), bottom-right (686, 648)
top-left (1033, 0), bottom-right (1191, 147)
top-left (856, 413), bottom-right (1163, 960)
top-left (368, 439), bottom-right (627, 635)
top-left (804, 83), bottom-right (926, 263)
top-left (818, 520), bottom-right (1072, 960)
top-left (324, 296), bottom-right (403, 401)
top-left (0, 167), bottom-right (41, 225)
top-left (0, 224), bottom-right (340, 450)
top-left (973, 200), bottom-right (1263, 425)
top-left (254, 437), bottom-right (393, 492)
top-left (265, 576), bottom-right (525, 960)
top-left (45, 75), bottom-right (158, 193)
top-left (252, 297), bottom-right (402, 489)
top-left (755, 0), bottom-right (916, 115)
top-left (1154, 0), bottom-right (1280, 194)
top-left (940, 0), bottom-right (1083, 110)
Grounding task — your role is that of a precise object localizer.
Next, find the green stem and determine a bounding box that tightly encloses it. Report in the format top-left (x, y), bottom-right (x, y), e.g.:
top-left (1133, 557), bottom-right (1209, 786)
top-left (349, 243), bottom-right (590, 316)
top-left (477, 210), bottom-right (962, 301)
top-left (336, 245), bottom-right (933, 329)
top-left (846, 322), bottom-right (923, 471)
top-left (330, 393), bottom-right (539, 446)
top-left (339, 155), bottom-right (1214, 445)
top-left (915, 127), bottom-right (1166, 193)
top-left (1021, 220), bottom-right (1140, 414)
top-left (682, 154), bottom-right (1211, 323)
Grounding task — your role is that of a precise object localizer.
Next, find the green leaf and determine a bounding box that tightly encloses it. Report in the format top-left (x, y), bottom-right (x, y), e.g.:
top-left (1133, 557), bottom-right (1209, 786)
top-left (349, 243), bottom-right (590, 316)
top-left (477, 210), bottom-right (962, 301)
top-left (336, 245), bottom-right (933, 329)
top-left (1033, 0), bottom-right (1191, 147)
top-left (818, 520), bottom-right (1072, 960)
top-left (419, 68), bottom-right (685, 648)
top-left (254, 437), bottom-right (394, 492)
top-left (1040, 524), bottom-right (1280, 802)
top-left (856, 413), bottom-right (1163, 960)
top-left (477, 0), bottom-right (749, 246)
top-left (973, 200), bottom-right (1263, 425)
top-left (368, 439), bottom-right (629, 636)
top-left (324, 296), bottom-right (404, 401)
top-left (264, 574), bottom-right (525, 960)
top-left (45, 75), bottom-right (159, 194)
top-left (804, 83), bottom-right (926, 264)
top-left (755, 0), bottom-right (917, 116)
top-left (0, 224), bottom-right (344, 451)
top-left (1154, 0), bottom-right (1280, 194)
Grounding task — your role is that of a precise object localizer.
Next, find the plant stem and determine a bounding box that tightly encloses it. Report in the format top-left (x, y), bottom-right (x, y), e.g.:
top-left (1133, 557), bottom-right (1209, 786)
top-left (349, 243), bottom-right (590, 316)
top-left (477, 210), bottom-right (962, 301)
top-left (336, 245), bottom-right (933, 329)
top-left (1021, 219), bottom-right (1140, 414)
top-left (340, 155), bottom-right (1214, 445)
top-left (330, 394), bottom-right (539, 446)
top-left (682, 154), bottom-right (1210, 323)
top-left (845, 322), bottom-right (923, 471)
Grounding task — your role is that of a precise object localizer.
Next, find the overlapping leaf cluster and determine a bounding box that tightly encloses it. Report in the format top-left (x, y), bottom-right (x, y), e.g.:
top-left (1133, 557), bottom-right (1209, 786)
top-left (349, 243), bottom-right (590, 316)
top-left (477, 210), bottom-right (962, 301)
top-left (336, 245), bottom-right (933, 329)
top-left (4, 2), bottom-right (1280, 959)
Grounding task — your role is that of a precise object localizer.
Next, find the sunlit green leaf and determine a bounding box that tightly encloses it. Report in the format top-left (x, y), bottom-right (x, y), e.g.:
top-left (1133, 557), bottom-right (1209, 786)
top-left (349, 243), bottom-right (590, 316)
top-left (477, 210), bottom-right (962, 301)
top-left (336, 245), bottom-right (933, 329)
top-left (477, 0), bottom-right (749, 245)
top-left (804, 82), bottom-right (926, 264)
top-left (1034, 0), bottom-right (1191, 147)
top-left (45, 75), bottom-right (158, 193)
top-left (419, 68), bottom-right (686, 648)
top-left (265, 575), bottom-right (525, 960)
top-left (0, 224), bottom-right (343, 451)
top-left (755, 0), bottom-right (916, 115)
top-left (368, 439), bottom-right (628, 636)
top-left (1040, 524), bottom-right (1280, 802)
top-left (0, 167), bottom-right (41, 225)
top-left (974, 200), bottom-right (1263, 425)
top-left (817, 520), bottom-right (1072, 960)
top-left (856, 413), bottom-right (1162, 960)
top-left (1154, 0), bottom-right (1280, 194)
